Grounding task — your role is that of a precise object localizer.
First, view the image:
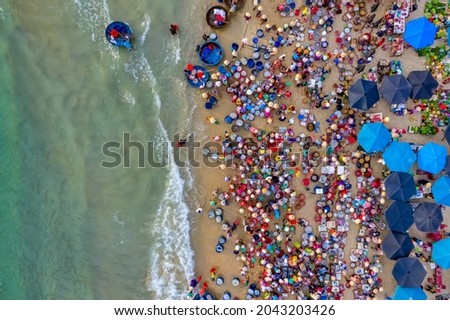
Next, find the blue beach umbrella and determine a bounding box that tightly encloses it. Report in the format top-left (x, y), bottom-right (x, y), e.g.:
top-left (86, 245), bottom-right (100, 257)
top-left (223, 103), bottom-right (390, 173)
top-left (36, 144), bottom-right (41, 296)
top-left (417, 142), bottom-right (447, 175)
top-left (383, 142), bottom-right (416, 173)
top-left (432, 176), bottom-right (450, 206)
top-left (357, 122), bottom-right (391, 153)
top-left (385, 201), bottom-right (414, 233)
top-left (407, 70), bottom-right (439, 100)
top-left (382, 231), bottom-right (414, 260)
top-left (413, 202), bottom-right (443, 232)
top-left (384, 172), bottom-right (416, 202)
top-left (404, 17), bottom-right (438, 50)
top-left (392, 257), bottom-right (427, 288)
top-left (393, 286), bottom-right (427, 300)
top-left (380, 75), bottom-right (412, 105)
top-left (348, 79), bottom-right (380, 111)
top-left (432, 238), bottom-right (450, 269)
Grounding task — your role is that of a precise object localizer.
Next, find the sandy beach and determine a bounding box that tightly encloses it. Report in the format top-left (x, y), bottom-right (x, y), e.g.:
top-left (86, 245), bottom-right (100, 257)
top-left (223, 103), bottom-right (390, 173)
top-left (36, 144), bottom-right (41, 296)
top-left (188, 0), bottom-right (449, 300)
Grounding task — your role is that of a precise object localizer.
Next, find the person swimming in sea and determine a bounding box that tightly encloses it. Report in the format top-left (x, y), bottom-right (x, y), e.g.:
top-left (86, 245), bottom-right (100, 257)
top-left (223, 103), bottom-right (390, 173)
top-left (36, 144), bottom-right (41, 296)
top-left (169, 24), bottom-right (180, 35)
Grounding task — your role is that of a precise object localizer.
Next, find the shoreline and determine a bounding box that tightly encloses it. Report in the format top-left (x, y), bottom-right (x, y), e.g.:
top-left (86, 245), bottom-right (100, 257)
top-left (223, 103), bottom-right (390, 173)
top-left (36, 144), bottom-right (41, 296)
top-left (188, 0), bottom-right (450, 300)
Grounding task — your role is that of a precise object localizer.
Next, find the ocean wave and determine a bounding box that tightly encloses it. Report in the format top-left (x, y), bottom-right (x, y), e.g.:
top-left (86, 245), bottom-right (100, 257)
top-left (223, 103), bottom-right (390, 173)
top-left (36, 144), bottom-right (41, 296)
top-left (146, 120), bottom-right (195, 299)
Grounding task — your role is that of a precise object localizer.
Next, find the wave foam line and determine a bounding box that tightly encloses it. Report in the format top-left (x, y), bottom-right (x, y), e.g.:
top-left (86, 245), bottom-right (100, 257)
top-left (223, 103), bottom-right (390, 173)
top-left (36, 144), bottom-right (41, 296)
top-left (139, 14), bottom-right (151, 46)
top-left (146, 120), bottom-right (194, 299)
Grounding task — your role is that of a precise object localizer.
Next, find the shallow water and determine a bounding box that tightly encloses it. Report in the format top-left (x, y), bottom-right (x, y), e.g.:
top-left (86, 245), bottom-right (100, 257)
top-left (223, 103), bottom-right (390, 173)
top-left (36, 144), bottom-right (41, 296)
top-left (0, 0), bottom-right (206, 299)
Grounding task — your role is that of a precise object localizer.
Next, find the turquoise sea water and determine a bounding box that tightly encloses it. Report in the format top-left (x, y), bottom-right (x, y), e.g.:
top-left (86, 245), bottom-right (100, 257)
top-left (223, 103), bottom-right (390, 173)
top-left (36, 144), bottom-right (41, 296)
top-left (0, 0), bottom-right (205, 299)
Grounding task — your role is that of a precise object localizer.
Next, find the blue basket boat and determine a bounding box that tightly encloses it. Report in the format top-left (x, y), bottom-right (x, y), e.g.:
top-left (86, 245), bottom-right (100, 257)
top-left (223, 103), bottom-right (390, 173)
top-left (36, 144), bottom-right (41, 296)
top-left (198, 41), bottom-right (224, 66)
top-left (185, 65), bottom-right (210, 88)
top-left (105, 21), bottom-right (133, 49)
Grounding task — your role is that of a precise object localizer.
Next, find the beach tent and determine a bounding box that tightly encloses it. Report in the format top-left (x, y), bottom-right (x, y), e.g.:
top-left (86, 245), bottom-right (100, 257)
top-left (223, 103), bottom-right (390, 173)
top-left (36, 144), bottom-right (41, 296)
top-left (348, 79), bottom-right (380, 111)
top-left (413, 202), bottom-right (443, 232)
top-left (383, 142), bottom-right (416, 173)
top-left (393, 286), bottom-right (427, 300)
top-left (392, 257), bottom-right (426, 288)
top-left (382, 231), bottom-right (414, 260)
top-left (380, 75), bottom-right (412, 105)
top-left (357, 122), bottom-right (391, 153)
top-left (432, 176), bottom-right (450, 206)
top-left (432, 238), bottom-right (450, 269)
top-left (384, 172), bottom-right (417, 202)
top-left (407, 70), bottom-right (439, 100)
top-left (403, 17), bottom-right (438, 49)
top-left (417, 142), bottom-right (447, 175)
top-left (385, 201), bottom-right (414, 233)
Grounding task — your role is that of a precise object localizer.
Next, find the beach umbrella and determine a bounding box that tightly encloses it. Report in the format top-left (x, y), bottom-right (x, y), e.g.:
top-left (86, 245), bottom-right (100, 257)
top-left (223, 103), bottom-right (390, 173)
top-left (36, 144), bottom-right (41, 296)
top-left (407, 70), bottom-right (439, 100)
top-left (382, 231), bottom-right (414, 260)
top-left (383, 142), bottom-right (416, 173)
top-left (393, 286), bottom-right (427, 300)
top-left (357, 122), bottom-right (391, 153)
top-left (432, 238), bottom-right (450, 269)
top-left (417, 142), bottom-right (447, 175)
top-left (403, 17), bottom-right (438, 49)
top-left (413, 202), bottom-right (443, 232)
top-left (432, 176), bottom-right (450, 206)
top-left (385, 201), bottom-right (414, 232)
top-left (384, 172), bottom-right (416, 202)
top-left (348, 79), bottom-right (380, 111)
top-left (380, 75), bottom-right (412, 105)
top-left (392, 257), bottom-right (426, 288)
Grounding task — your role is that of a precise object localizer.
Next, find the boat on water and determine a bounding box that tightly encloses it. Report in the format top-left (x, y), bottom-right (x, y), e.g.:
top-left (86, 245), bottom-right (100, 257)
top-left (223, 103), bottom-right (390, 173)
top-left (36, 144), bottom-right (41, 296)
top-left (198, 41), bottom-right (224, 66)
top-left (184, 64), bottom-right (210, 88)
top-left (206, 6), bottom-right (229, 29)
top-left (105, 21), bottom-right (133, 49)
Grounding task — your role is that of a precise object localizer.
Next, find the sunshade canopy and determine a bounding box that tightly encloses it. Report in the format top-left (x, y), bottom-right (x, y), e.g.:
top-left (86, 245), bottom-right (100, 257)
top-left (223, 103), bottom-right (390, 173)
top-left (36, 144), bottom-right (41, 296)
top-left (432, 238), bottom-right (450, 269)
top-left (413, 202), bottom-right (443, 232)
top-left (384, 172), bottom-right (416, 202)
top-left (383, 142), bottom-right (416, 173)
top-left (382, 231), bottom-right (414, 260)
top-left (417, 142), bottom-right (447, 175)
top-left (407, 70), bottom-right (439, 100)
top-left (348, 79), bottom-right (380, 111)
top-left (392, 257), bottom-right (426, 288)
top-left (385, 201), bottom-right (414, 232)
top-left (357, 122), bottom-right (391, 153)
top-left (380, 75), bottom-right (412, 105)
top-left (404, 17), bottom-right (437, 49)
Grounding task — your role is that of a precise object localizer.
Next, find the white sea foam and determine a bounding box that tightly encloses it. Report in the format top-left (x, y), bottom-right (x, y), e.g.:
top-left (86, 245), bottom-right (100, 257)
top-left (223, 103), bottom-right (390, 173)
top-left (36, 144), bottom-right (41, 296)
top-left (165, 36), bottom-right (181, 65)
top-left (146, 120), bottom-right (195, 299)
top-left (72, 0), bottom-right (119, 63)
top-left (139, 14), bottom-right (151, 46)
top-left (119, 88), bottom-right (136, 107)
top-left (122, 36), bottom-right (194, 298)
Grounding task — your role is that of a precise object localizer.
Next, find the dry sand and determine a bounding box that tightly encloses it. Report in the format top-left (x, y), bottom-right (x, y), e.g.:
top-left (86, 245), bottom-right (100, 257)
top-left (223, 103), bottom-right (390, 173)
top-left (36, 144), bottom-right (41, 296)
top-left (189, 0), bottom-right (449, 300)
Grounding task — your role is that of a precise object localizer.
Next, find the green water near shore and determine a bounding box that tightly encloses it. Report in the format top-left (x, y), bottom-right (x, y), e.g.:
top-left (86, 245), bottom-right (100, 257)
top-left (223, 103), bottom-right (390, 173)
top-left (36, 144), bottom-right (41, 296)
top-left (0, 0), bottom-right (204, 299)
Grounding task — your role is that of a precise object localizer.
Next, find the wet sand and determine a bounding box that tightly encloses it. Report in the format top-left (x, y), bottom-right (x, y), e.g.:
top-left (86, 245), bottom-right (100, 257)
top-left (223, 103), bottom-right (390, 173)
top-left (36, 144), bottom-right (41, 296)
top-left (190, 0), bottom-right (449, 300)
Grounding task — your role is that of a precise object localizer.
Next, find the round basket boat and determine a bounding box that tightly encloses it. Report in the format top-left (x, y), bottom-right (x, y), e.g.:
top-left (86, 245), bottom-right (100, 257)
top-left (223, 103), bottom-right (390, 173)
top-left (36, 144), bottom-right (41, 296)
top-left (105, 21), bottom-right (133, 49)
top-left (206, 6), bottom-right (229, 29)
top-left (184, 65), bottom-right (210, 88)
top-left (224, 0), bottom-right (246, 10)
top-left (198, 41), bottom-right (224, 66)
